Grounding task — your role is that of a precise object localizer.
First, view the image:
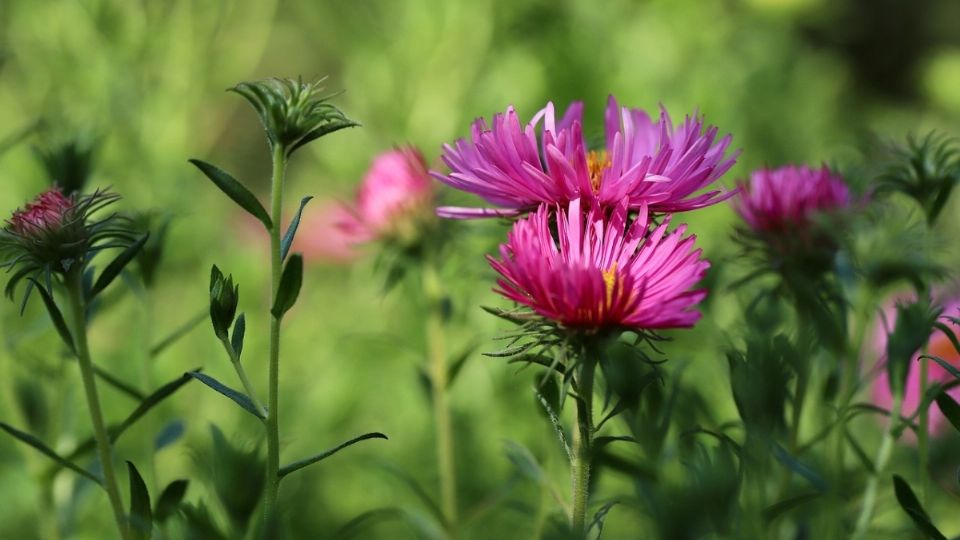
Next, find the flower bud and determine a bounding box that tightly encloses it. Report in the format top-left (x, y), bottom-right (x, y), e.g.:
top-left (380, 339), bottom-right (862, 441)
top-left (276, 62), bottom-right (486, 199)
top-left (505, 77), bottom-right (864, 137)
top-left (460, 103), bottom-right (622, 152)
top-left (209, 265), bottom-right (239, 340)
top-left (230, 77), bottom-right (358, 156)
top-left (886, 297), bottom-right (939, 399)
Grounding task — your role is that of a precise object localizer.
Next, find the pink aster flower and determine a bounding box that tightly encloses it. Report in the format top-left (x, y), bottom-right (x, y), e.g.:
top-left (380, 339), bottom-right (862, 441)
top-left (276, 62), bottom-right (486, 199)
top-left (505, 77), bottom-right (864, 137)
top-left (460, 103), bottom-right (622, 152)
top-left (487, 198), bottom-right (710, 330)
top-left (434, 97), bottom-right (738, 219)
top-left (290, 201), bottom-right (364, 264)
top-left (338, 146), bottom-right (434, 242)
top-left (6, 188), bottom-right (74, 236)
top-left (871, 297), bottom-right (960, 440)
top-left (735, 165), bottom-right (851, 233)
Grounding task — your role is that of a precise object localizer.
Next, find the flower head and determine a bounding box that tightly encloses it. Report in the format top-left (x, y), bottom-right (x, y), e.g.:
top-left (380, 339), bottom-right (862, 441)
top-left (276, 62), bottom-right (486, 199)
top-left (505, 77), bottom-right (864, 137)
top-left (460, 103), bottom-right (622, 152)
top-left (338, 147), bottom-right (435, 244)
top-left (488, 198), bottom-right (710, 331)
top-left (871, 297), bottom-right (960, 440)
top-left (434, 96), bottom-right (738, 219)
top-left (735, 165), bottom-right (851, 233)
top-left (2, 188), bottom-right (130, 298)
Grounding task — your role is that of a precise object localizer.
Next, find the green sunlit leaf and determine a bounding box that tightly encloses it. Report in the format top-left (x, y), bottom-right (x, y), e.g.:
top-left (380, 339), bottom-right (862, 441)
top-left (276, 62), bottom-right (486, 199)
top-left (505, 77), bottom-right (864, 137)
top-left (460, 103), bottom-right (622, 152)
top-left (189, 159), bottom-right (271, 229)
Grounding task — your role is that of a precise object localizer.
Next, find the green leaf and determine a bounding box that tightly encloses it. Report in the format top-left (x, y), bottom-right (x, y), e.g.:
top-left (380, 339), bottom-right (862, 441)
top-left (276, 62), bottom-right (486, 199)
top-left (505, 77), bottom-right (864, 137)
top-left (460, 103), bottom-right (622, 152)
top-left (334, 508), bottom-right (405, 540)
top-left (892, 474), bottom-right (948, 540)
top-left (90, 233), bottom-right (149, 297)
top-left (763, 492), bottom-right (821, 523)
top-left (114, 372), bottom-right (196, 438)
top-left (271, 254), bottom-right (303, 318)
top-left (279, 432), bottom-right (387, 479)
top-left (149, 310), bottom-right (207, 358)
top-left (28, 279), bottom-right (74, 354)
top-left (51, 372), bottom-right (195, 476)
top-left (231, 313), bottom-right (246, 360)
top-left (188, 159), bottom-right (272, 229)
top-left (923, 353), bottom-right (960, 381)
top-left (93, 364), bottom-right (145, 401)
top-left (0, 422), bottom-right (101, 485)
top-left (503, 440), bottom-right (546, 483)
top-left (154, 479), bottom-right (188, 523)
top-left (935, 392), bottom-right (960, 433)
top-left (281, 196), bottom-right (313, 261)
top-left (187, 371), bottom-right (265, 420)
top-left (127, 462), bottom-right (152, 539)
top-left (772, 444), bottom-right (827, 492)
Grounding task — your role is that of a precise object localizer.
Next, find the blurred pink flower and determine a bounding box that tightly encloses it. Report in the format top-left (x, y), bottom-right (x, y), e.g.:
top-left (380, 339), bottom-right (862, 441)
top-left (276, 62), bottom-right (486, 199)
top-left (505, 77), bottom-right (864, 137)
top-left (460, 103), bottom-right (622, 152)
top-left (434, 97), bottom-right (738, 219)
top-left (871, 298), bottom-right (960, 440)
top-left (6, 188), bottom-right (74, 236)
top-left (734, 165), bottom-right (851, 233)
top-left (293, 201), bottom-right (365, 264)
top-left (488, 198), bottom-right (710, 330)
top-left (339, 146), bottom-right (434, 242)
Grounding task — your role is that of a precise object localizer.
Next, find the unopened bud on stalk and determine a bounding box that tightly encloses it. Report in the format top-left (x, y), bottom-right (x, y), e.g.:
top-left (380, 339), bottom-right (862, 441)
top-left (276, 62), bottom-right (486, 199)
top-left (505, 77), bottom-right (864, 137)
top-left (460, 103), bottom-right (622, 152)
top-left (230, 77), bottom-right (359, 157)
top-left (209, 265), bottom-right (240, 340)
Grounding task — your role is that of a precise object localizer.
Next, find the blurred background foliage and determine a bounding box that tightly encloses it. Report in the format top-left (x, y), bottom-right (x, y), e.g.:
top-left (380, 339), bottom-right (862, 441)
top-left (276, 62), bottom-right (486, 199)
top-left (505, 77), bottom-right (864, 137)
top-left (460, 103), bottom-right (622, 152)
top-left (0, 0), bottom-right (959, 538)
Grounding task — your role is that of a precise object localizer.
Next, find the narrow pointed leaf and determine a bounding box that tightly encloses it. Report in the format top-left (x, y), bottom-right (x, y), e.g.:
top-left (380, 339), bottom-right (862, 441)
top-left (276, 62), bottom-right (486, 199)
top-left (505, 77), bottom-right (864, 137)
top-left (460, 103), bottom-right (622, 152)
top-left (0, 422), bottom-right (101, 485)
top-left (923, 354), bottom-right (960, 381)
top-left (29, 279), bottom-right (74, 354)
top-left (281, 196), bottom-right (313, 261)
top-left (149, 310), bottom-right (207, 358)
top-left (114, 372), bottom-right (196, 437)
top-left (935, 392), bottom-right (960, 433)
top-left (271, 254), bottom-right (303, 318)
top-left (279, 432), bottom-right (387, 478)
top-left (189, 159), bottom-right (271, 229)
top-left (187, 371), bottom-right (265, 420)
top-left (231, 313), bottom-right (246, 360)
top-left (773, 444), bottom-right (827, 492)
top-left (127, 462), bottom-right (152, 539)
top-left (93, 364), bottom-right (146, 401)
top-left (154, 479), bottom-right (188, 523)
top-left (51, 372), bottom-right (196, 476)
top-left (892, 474), bottom-right (948, 540)
top-left (90, 233), bottom-right (149, 297)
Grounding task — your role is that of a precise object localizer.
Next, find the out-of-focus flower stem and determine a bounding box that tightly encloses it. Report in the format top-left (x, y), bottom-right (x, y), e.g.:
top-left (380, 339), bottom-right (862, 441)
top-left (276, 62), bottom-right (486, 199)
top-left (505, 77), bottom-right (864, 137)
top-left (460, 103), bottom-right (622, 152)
top-left (65, 269), bottom-right (131, 540)
top-left (851, 392), bottom-right (903, 540)
top-left (570, 353), bottom-right (596, 536)
top-left (918, 344), bottom-right (930, 504)
top-left (423, 255), bottom-right (458, 534)
top-left (263, 144), bottom-right (287, 531)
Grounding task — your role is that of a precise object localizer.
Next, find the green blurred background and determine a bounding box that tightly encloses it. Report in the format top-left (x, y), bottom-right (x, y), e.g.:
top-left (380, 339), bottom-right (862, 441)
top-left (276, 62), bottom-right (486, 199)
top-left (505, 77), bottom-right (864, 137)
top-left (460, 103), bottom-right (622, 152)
top-left (1, 0), bottom-right (959, 538)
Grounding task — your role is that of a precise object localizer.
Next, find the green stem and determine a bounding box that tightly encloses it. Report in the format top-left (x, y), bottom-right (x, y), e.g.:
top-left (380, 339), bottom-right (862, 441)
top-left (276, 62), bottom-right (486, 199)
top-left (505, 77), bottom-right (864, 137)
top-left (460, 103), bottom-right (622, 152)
top-left (66, 271), bottom-right (131, 540)
top-left (219, 337), bottom-right (267, 418)
top-left (851, 392), bottom-right (904, 540)
top-left (570, 353), bottom-right (596, 537)
top-left (918, 344), bottom-right (930, 505)
top-left (423, 258), bottom-right (458, 533)
top-left (263, 144), bottom-right (286, 530)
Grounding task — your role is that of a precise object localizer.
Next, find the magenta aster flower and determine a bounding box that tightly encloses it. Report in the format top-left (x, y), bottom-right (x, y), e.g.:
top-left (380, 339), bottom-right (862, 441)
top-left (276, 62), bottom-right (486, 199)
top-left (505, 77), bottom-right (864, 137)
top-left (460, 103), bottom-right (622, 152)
top-left (6, 188), bottom-right (74, 236)
top-left (488, 198), bottom-right (710, 330)
top-left (434, 96), bottom-right (738, 219)
top-left (735, 165), bottom-right (851, 233)
top-left (338, 146), bottom-right (434, 242)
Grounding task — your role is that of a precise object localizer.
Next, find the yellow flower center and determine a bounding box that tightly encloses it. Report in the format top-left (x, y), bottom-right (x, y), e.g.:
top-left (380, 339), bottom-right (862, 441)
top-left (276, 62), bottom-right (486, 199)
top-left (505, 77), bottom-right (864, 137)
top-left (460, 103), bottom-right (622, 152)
top-left (587, 150), bottom-right (611, 194)
top-left (601, 262), bottom-right (618, 307)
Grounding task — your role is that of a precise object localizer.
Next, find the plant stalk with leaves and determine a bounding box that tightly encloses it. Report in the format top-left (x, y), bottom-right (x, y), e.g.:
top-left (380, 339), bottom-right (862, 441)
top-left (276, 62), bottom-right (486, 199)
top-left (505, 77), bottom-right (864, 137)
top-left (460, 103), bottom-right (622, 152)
top-left (190, 78), bottom-right (386, 533)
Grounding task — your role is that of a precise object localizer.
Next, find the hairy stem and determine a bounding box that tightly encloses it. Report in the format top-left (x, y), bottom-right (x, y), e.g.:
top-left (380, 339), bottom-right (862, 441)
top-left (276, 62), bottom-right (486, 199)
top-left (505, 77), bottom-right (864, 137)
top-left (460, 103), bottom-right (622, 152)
top-left (571, 354), bottom-right (596, 536)
top-left (263, 144), bottom-right (287, 530)
top-left (851, 392), bottom-right (904, 540)
top-left (66, 271), bottom-right (131, 540)
top-left (423, 257), bottom-right (458, 533)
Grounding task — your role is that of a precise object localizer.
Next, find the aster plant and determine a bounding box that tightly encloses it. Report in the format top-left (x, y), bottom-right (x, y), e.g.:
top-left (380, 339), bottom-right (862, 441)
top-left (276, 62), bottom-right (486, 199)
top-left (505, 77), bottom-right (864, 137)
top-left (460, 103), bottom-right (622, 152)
top-left (484, 198), bottom-right (710, 534)
top-left (188, 77), bottom-right (386, 534)
top-left (0, 187), bottom-right (164, 539)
